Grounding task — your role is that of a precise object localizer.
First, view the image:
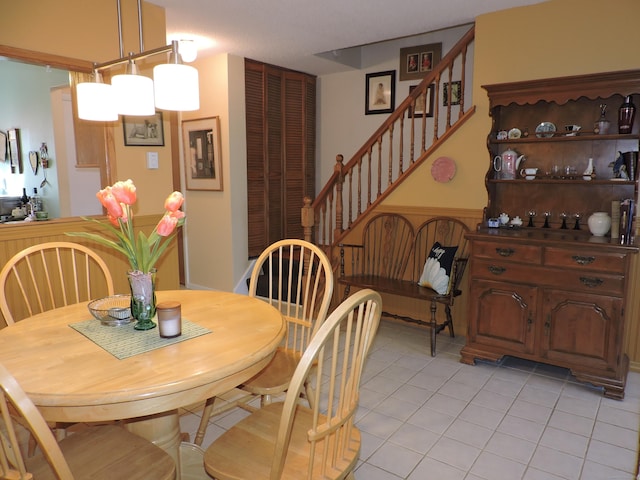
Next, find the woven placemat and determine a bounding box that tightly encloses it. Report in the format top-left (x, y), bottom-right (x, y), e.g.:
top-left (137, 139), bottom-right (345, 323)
top-left (69, 318), bottom-right (211, 360)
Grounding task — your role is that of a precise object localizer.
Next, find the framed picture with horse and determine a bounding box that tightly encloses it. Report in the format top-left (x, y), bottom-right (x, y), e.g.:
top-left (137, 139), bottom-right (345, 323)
top-left (122, 112), bottom-right (165, 146)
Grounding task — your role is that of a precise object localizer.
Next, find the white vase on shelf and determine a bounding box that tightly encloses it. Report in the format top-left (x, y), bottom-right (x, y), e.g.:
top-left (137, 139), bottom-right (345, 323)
top-left (587, 212), bottom-right (611, 237)
top-left (583, 157), bottom-right (594, 180)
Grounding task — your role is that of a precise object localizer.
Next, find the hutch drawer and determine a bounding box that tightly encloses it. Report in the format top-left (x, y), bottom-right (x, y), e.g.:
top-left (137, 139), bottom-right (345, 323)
top-left (543, 247), bottom-right (626, 273)
top-left (472, 240), bottom-right (542, 264)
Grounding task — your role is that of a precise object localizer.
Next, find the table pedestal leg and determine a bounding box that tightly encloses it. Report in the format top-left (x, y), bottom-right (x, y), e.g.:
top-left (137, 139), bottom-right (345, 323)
top-left (125, 409), bottom-right (182, 479)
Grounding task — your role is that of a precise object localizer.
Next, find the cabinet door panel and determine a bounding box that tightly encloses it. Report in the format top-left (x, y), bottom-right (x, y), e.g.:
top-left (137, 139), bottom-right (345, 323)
top-left (469, 279), bottom-right (536, 354)
top-left (541, 290), bottom-right (620, 371)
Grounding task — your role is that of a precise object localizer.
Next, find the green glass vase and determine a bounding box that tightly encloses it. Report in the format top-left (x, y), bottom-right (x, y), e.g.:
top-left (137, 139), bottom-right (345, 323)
top-left (128, 269), bottom-right (157, 330)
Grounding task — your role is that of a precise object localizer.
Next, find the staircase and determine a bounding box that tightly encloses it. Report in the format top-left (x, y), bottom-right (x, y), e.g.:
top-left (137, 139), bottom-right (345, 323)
top-left (302, 26), bottom-right (476, 251)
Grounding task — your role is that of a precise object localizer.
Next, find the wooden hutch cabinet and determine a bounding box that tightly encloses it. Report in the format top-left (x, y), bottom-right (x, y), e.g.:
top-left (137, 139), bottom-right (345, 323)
top-left (460, 70), bottom-right (640, 399)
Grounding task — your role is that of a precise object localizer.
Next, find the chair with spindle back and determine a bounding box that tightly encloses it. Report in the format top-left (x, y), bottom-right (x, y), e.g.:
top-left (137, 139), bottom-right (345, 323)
top-left (203, 289), bottom-right (382, 480)
top-left (0, 241), bottom-right (114, 454)
top-left (0, 241), bottom-right (114, 326)
top-left (0, 362), bottom-right (176, 480)
top-left (195, 239), bottom-right (334, 447)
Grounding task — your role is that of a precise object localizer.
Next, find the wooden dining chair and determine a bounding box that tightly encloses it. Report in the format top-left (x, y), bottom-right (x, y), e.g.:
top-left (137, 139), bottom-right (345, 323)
top-left (0, 241), bottom-right (114, 455)
top-left (203, 288), bottom-right (382, 480)
top-left (0, 362), bottom-right (176, 480)
top-left (194, 239), bottom-right (334, 446)
top-left (0, 241), bottom-right (114, 326)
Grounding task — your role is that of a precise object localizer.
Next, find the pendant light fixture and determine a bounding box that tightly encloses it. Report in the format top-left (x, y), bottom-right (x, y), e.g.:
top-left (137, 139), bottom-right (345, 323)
top-left (76, 0), bottom-right (200, 121)
top-left (153, 41), bottom-right (199, 111)
top-left (112, 58), bottom-right (156, 116)
top-left (76, 69), bottom-right (118, 121)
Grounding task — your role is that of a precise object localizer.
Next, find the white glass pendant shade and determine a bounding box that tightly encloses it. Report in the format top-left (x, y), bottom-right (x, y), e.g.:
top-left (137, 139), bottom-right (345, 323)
top-left (178, 40), bottom-right (197, 63)
top-left (112, 72), bottom-right (155, 116)
top-left (76, 82), bottom-right (118, 121)
top-left (153, 63), bottom-right (200, 111)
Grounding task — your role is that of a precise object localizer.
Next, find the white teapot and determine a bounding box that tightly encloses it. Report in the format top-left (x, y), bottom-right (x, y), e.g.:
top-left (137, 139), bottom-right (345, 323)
top-left (493, 149), bottom-right (526, 180)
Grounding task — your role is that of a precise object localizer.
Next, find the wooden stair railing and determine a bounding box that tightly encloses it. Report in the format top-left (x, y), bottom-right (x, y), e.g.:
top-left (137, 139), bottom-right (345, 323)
top-left (303, 26), bottom-right (476, 251)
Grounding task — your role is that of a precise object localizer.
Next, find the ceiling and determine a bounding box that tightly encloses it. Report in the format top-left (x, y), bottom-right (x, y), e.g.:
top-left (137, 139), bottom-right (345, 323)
top-left (149, 0), bottom-right (546, 76)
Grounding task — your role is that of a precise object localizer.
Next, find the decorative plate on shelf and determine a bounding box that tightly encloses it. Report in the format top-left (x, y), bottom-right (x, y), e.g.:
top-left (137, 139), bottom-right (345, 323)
top-left (507, 128), bottom-right (522, 139)
top-left (431, 156), bottom-right (456, 183)
top-left (535, 121), bottom-right (556, 138)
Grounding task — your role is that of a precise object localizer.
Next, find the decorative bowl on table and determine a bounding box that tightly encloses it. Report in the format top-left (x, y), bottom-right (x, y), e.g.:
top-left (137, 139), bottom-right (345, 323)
top-left (88, 295), bottom-right (133, 326)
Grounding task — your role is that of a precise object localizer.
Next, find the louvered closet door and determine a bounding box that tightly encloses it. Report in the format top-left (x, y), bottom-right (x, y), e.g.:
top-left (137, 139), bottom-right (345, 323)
top-left (245, 59), bottom-right (316, 258)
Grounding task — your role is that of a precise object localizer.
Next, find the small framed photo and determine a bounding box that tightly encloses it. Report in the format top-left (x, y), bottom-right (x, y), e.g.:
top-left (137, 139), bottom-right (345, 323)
top-left (8, 128), bottom-right (22, 173)
top-left (407, 84), bottom-right (435, 118)
top-left (399, 43), bottom-right (442, 81)
top-left (443, 81), bottom-right (462, 106)
top-left (122, 112), bottom-right (164, 146)
top-left (182, 116), bottom-right (223, 191)
top-left (0, 130), bottom-right (6, 163)
top-left (365, 70), bottom-right (396, 115)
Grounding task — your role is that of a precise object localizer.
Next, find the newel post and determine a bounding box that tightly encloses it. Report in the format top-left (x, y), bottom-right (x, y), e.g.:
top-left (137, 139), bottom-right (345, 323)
top-left (301, 196), bottom-right (314, 244)
top-left (334, 154), bottom-right (345, 241)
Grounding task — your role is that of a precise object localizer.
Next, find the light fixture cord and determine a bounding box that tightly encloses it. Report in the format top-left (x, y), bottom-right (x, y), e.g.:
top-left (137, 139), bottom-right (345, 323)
top-left (116, 0), bottom-right (144, 56)
top-left (116, 0), bottom-right (124, 58)
top-left (137, 0), bottom-right (144, 53)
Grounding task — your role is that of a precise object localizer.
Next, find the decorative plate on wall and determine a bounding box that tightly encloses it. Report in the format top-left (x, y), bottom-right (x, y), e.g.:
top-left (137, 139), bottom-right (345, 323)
top-left (431, 156), bottom-right (456, 183)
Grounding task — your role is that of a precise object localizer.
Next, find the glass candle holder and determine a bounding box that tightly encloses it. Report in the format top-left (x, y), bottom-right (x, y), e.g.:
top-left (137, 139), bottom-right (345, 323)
top-left (156, 301), bottom-right (182, 338)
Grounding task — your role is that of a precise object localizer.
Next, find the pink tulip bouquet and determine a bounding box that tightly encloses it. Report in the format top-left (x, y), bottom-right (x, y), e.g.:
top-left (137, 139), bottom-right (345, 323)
top-left (67, 179), bottom-right (186, 274)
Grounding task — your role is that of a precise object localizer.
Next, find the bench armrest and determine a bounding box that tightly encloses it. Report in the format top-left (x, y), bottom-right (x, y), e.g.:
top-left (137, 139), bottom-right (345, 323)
top-left (449, 257), bottom-right (469, 297)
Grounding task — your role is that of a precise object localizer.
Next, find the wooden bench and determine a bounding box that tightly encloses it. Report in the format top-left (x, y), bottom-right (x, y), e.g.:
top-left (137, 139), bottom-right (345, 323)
top-left (339, 214), bottom-right (470, 356)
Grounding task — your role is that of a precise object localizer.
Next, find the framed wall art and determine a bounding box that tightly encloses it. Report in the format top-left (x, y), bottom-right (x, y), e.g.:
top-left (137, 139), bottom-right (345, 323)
top-left (0, 130), bottom-right (6, 163)
top-left (399, 43), bottom-right (442, 81)
top-left (122, 112), bottom-right (164, 146)
top-left (407, 84), bottom-right (435, 118)
top-left (443, 81), bottom-right (462, 106)
top-left (182, 116), bottom-right (223, 191)
top-left (7, 128), bottom-right (22, 174)
top-left (365, 70), bottom-right (396, 115)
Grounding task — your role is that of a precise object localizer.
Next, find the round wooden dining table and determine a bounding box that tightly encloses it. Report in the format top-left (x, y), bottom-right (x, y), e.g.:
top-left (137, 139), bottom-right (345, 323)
top-left (0, 289), bottom-right (286, 478)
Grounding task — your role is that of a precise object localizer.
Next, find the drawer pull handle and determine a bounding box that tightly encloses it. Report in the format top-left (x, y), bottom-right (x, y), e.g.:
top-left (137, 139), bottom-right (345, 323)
top-left (580, 276), bottom-right (603, 288)
top-left (572, 255), bottom-right (595, 265)
top-left (488, 265), bottom-right (506, 275)
top-left (496, 248), bottom-right (515, 257)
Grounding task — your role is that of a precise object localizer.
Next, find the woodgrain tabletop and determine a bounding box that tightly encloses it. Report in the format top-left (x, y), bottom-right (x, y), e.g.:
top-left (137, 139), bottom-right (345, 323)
top-left (0, 289), bottom-right (286, 422)
top-left (0, 289), bottom-right (285, 477)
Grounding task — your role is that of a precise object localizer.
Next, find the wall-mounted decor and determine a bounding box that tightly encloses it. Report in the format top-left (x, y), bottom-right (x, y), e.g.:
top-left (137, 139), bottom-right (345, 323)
top-left (7, 128), bottom-right (22, 174)
top-left (443, 81), bottom-right (462, 106)
top-left (0, 131), bottom-right (6, 163)
top-left (182, 116), bottom-right (223, 191)
top-left (431, 156), bottom-right (457, 183)
top-left (399, 43), bottom-right (442, 81)
top-left (122, 112), bottom-right (165, 146)
top-left (365, 70), bottom-right (396, 115)
top-left (28, 151), bottom-right (39, 175)
top-left (407, 84), bottom-right (435, 118)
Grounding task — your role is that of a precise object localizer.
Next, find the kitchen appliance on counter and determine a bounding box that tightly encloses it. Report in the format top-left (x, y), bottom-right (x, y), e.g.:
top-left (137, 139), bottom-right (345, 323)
top-left (0, 196), bottom-right (26, 222)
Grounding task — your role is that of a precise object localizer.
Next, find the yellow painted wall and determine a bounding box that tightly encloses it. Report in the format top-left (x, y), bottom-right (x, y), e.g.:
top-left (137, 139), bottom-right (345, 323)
top-left (179, 53), bottom-right (248, 292)
top-left (180, 54), bottom-right (233, 290)
top-left (0, 0), bottom-right (173, 216)
top-left (386, 0), bottom-right (640, 211)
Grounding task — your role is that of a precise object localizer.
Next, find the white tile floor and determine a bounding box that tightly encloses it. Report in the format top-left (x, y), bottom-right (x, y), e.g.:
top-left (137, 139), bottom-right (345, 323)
top-left (180, 320), bottom-right (640, 480)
